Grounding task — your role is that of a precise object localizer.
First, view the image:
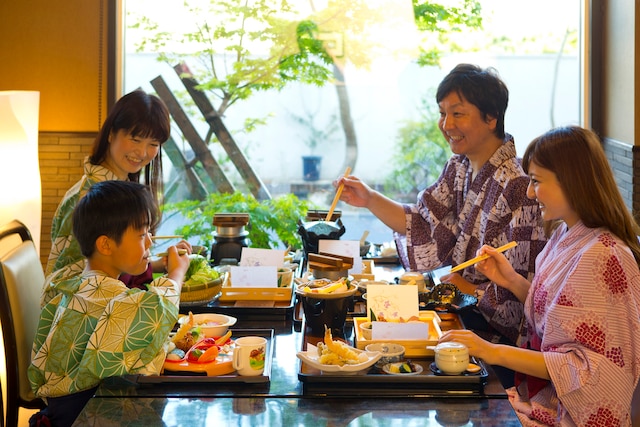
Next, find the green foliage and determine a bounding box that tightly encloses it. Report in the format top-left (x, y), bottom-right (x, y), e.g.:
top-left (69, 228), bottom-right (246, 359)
top-left (384, 94), bottom-right (450, 201)
top-left (163, 192), bottom-right (314, 250)
top-left (132, 0), bottom-right (334, 117)
top-left (412, 0), bottom-right (483, 66)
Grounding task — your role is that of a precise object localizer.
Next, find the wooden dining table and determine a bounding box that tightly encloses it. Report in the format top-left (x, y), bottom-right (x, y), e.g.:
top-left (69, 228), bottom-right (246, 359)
top-left (72, 263), bottom-right (523, 426)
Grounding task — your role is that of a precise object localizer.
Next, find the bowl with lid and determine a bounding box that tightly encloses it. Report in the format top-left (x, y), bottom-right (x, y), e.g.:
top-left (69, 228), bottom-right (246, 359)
top-left (432, 341), bottom-right (469, 375)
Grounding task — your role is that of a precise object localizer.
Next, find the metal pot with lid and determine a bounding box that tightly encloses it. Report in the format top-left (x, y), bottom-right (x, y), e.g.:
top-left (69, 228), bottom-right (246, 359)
top-left (210, 213), bottom-right (250, 265)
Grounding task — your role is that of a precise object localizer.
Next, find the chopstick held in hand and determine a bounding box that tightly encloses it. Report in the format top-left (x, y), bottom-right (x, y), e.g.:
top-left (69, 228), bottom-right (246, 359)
top-left (449, 241), bottom-right (518, 273)
top-left (325, 166), bottom-right (352, 222)
top-left (154, 249), bottom-right (188, 258)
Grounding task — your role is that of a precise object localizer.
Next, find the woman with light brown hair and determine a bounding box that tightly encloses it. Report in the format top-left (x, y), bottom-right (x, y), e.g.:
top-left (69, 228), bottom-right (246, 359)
top-left (440, 126), bottom-right (640, 426)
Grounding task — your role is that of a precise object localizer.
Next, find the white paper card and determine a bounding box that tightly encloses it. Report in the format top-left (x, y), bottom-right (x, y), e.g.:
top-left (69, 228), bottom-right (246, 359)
top-left (239, 248), bottom-right (284, 267)
top-left (229, 266), bottom-right (277, 287)
top-left (318, 240), bottom-right (363, 274)
top-left (371, 321), bottom-right (429, 340)
top-left (366, 284), bottom-right (419, 321)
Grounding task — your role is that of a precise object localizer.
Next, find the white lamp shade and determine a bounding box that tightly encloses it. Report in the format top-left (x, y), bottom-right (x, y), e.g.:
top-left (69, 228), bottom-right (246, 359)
top-left (0, 91), bottom-right (41, 254)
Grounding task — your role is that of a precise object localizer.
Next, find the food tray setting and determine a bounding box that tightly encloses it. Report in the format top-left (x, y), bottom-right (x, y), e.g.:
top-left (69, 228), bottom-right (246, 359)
top-left (182, 285), bottom-right (297, 320)
top-left (298, 342), bottom-right (489, 396)
top-left (297, 314), bottom-right (487, 396)
top-left (136, 328), bottom-right (274, 384)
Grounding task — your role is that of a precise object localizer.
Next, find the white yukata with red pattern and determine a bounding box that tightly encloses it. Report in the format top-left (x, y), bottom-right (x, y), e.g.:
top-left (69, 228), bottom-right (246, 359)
top-left (509, 221), bottom-right (640, 426)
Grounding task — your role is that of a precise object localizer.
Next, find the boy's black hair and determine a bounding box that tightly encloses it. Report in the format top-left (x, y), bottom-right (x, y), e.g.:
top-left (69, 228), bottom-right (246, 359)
top-left (436, 63), bottom-right (509, 139)
top-left (72, 180), bottom-right (159, 257)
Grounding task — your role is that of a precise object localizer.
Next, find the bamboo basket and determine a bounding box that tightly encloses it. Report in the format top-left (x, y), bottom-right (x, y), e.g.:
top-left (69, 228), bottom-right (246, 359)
top-left (180, 272), bottom-right (227, 305)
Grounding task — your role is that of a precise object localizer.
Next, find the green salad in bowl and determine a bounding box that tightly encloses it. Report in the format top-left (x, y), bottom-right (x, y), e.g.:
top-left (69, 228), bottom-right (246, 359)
top-left (184, 254), bottom-right (220, 286)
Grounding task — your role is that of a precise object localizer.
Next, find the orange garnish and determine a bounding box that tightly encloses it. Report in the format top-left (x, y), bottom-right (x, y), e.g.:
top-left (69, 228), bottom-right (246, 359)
top-left (198, 345), bottom-right (219, 363)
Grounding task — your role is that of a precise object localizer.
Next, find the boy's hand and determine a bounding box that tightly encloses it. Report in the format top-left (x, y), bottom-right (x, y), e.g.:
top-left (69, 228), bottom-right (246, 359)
top-left (165, 245), bottom-right (190, 284)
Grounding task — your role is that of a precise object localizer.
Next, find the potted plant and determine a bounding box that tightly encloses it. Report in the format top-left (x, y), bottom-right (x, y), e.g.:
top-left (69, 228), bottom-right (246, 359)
top-left (162, 192), bottom-right (314, 251)
top-left (290, 108), bottom-right (340, 181)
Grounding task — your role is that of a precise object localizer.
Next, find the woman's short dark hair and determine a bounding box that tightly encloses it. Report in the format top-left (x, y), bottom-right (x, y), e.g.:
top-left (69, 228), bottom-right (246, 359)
top-left (436, 64), bottom-right (509, 139)
top-left (73, 180), bottom-right (159, 258)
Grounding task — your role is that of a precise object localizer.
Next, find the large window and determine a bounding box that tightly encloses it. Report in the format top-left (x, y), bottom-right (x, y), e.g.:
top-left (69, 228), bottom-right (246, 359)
top-left (122, 0), bottom-right (582, 246)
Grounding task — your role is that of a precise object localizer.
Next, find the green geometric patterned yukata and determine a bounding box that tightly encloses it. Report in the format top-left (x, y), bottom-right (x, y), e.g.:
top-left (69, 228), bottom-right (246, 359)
top-left (28, 270), bottom-right (180, 398)
top-left (46, 157), bottom-right (121, 277)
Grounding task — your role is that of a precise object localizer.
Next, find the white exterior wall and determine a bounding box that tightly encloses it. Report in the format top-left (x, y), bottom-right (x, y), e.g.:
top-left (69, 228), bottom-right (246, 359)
top-left (126, 53), bottom-right (580, 189)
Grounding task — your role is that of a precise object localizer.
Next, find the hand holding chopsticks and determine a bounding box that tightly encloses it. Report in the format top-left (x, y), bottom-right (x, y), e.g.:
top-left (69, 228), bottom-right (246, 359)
top-left (325, 166), bottom-right (352, 222)
top-left (449, 241), bottom-right (518, 273)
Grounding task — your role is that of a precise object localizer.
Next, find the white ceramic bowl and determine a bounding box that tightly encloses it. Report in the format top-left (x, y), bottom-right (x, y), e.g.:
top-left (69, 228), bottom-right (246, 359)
top-left (359, 321), bottom-right (373, 340)
top-left (179, 313), bottom-right (237, 338)
top-left (399, 271), bottom-right (427, 292)
top-left (296, 344), bottom-right (381, 375)
top-left (433, 341), bottom-right (469, 375)
top-left (356, 280), bottom-right (390, 292)
top-left (365, 343), bottom-right (405, 367)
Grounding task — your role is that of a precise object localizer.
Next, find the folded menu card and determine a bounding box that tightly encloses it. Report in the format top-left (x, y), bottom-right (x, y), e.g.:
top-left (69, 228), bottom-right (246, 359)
top-left (229, 266), bottom-right (277, 288)
top-left (371, 320), bottom-right (429, 340)
top-left (367, 284), bottom-right (426, 340)
top-left (239, 248), bottom-right (285, 267)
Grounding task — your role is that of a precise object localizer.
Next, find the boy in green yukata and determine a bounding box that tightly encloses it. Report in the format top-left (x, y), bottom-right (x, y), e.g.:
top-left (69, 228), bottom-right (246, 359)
top-left (28, 180), bottom-right (190, 427)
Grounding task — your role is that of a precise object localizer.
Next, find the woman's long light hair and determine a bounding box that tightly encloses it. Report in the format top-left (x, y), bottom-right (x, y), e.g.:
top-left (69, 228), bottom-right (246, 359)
top-left (522, 125), bottom-right (640, 266)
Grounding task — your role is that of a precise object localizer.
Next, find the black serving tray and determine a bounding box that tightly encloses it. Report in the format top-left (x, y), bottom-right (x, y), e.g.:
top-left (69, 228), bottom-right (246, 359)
top-left (297, 316), bottom-right (488, 397)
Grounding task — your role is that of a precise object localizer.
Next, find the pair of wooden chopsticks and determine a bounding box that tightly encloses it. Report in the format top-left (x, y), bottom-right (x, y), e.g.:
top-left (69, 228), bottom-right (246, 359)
top-left (154, 249), bottom-right (188, 258)
top-left (151, 235), bottom-right (183, 240)
top-left (325, 166), bottom-right (352, 222)
top-left (449, 241), bottom-right (518, 273)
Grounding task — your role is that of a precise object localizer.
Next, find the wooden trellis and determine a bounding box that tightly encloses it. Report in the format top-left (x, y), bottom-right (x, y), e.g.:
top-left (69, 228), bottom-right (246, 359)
top-left (152, 62), bottom-right (271, 201)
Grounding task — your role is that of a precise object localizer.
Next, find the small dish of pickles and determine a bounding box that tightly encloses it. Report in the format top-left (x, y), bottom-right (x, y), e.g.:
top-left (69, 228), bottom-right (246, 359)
top-left (382, 361), bottom-right (423, 376)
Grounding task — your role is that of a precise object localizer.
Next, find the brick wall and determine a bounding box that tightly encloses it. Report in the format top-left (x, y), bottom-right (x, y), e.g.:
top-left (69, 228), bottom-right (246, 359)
top-left (38, 132), bottom-right (96, 268)
top-left (603, 137), bottom-right (640, 219)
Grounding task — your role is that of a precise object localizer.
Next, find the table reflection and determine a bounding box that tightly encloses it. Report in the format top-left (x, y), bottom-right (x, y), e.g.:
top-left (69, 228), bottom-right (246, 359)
top-left (74, 397), bottom-right (522, 427)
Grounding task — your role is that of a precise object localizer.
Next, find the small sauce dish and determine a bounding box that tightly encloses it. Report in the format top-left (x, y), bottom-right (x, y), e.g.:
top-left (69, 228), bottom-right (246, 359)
top-left (365, 343), bottom-right (405, 367)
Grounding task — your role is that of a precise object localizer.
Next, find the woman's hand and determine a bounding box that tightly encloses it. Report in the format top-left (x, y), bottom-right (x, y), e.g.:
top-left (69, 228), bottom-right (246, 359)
top-left (439, 329), bottom-right (549, 380)
top-left (474, 245), bottom-right (518, 289)
top-left (475, 244), bottom-right (532, 301)
top-left (438, 329), bottom-right (497, 363)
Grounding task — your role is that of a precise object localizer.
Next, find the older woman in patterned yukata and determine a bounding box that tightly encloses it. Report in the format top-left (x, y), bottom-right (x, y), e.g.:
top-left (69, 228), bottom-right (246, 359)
top-left (440, 126), bottom-right (640, 426)
top-left (29, 180), bottom-right (190, 427)
top-left (335, 64), bottom-right (547, 386)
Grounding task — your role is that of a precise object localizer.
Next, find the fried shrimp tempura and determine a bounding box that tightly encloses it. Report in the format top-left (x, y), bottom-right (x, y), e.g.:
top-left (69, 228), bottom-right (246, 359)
top-left (316, 327), bottom-right (366, 366)
top-left (172, 312), bottom-right (196, 351)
